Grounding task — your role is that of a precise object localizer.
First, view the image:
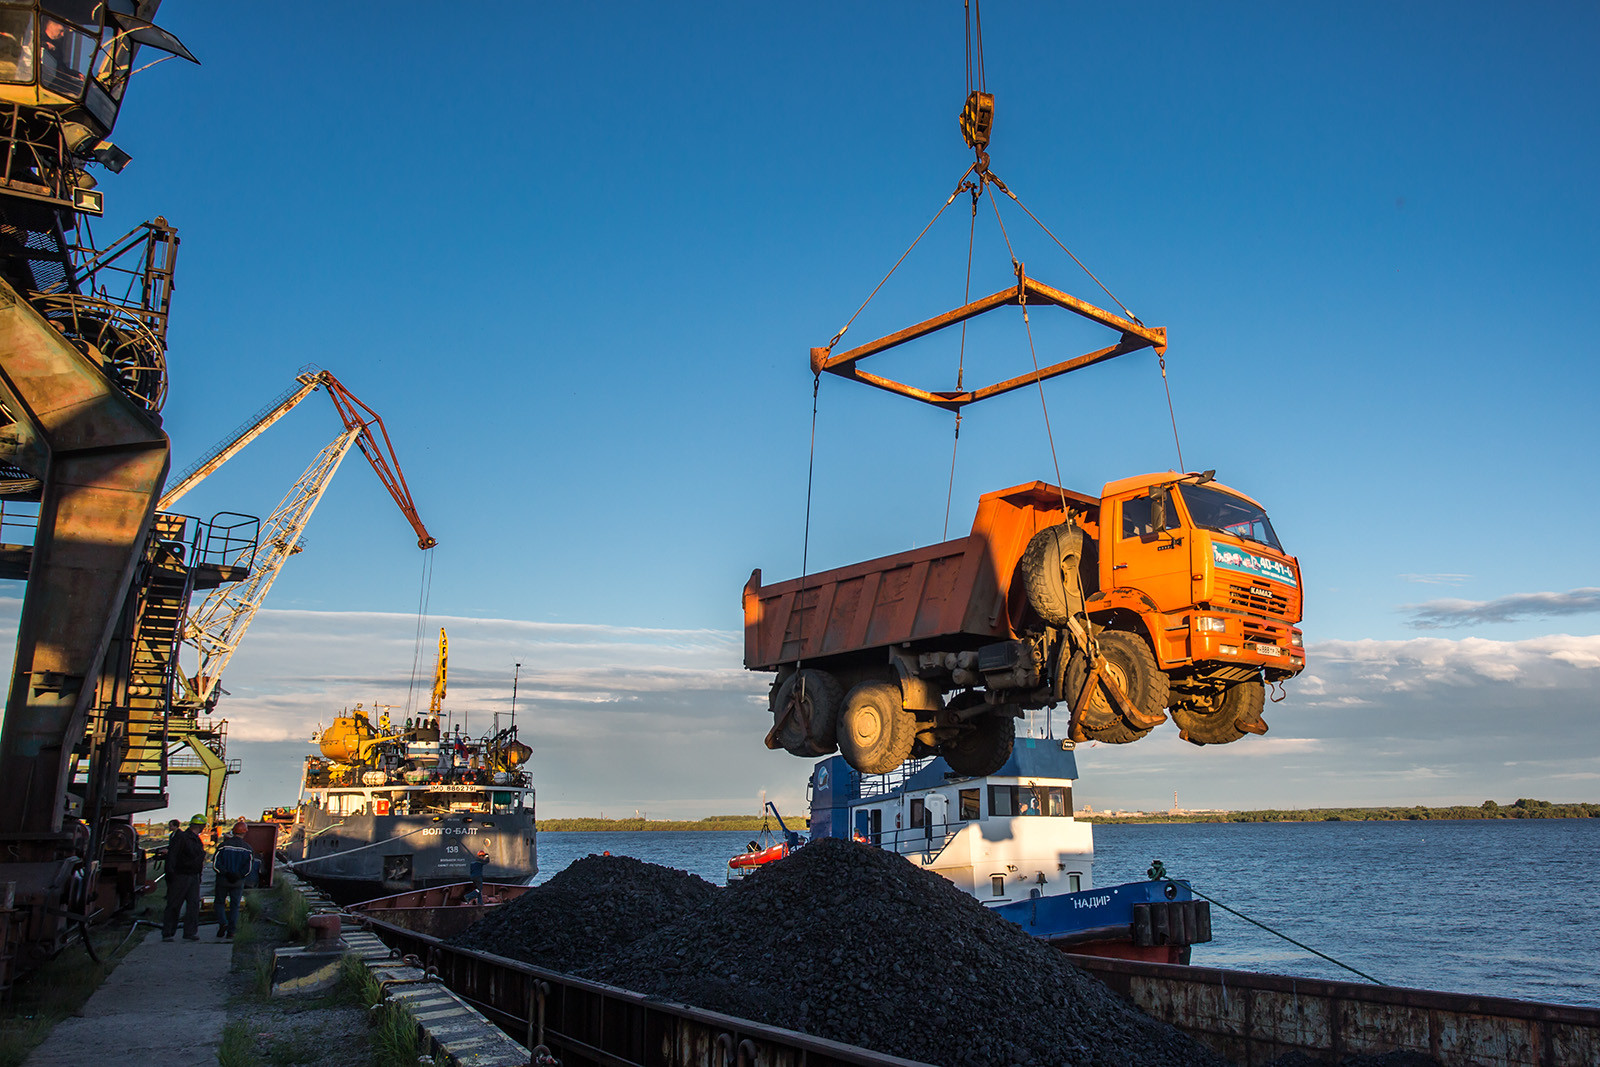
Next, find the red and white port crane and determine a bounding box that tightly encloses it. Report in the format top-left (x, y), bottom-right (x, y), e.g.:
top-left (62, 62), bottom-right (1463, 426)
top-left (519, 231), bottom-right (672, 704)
top-left (162, 367), bottom-right (435, 711)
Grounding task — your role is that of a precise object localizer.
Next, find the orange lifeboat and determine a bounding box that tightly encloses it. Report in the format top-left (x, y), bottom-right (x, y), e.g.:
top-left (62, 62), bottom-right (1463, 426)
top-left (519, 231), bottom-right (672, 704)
top-left (728, 841), bottom-right (789, 873)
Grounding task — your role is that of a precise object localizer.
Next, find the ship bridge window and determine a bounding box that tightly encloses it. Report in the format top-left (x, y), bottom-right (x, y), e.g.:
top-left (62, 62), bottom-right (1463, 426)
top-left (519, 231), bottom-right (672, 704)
top-left (959, 788), bottom-right (979, 821)
top-left (989, 785), bottom-right (1071, 817)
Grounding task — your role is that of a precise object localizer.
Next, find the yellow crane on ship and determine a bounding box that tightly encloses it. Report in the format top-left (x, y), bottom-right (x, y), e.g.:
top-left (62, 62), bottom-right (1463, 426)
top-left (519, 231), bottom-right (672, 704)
top-left (430, 628), bottom-right (448, 719)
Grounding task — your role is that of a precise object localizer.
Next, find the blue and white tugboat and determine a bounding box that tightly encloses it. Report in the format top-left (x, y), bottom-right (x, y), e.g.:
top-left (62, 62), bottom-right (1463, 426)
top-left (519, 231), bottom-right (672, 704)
top-left (805, 736), bottom-right (1212, 963)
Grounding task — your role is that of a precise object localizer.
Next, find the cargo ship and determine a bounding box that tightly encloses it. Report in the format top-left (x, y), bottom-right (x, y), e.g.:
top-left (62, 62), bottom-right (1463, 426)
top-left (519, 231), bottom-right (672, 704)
top-left (280, 706), bottom-right (537, 903)
top-left (804, 736), bottom-right (1210, 963)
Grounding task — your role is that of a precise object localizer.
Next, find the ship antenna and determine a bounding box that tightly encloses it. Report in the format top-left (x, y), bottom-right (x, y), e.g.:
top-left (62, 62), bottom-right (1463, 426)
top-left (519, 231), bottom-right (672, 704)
top-left (511, 663), bottom-right (521, 731)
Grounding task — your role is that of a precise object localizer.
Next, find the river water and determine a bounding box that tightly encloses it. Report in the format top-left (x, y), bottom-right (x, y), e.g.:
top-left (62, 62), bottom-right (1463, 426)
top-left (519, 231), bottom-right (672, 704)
top-left (536, 819), bottom-right (1600, 1009)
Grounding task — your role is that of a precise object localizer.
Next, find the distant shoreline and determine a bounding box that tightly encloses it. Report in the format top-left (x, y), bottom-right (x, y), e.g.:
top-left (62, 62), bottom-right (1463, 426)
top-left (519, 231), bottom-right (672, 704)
top-left (539, 800), bottom-right (1595, 831)
top-left (1079, 800), bottom-right (1598, 824)
top-left (539, 816), bottom-right (810, 833)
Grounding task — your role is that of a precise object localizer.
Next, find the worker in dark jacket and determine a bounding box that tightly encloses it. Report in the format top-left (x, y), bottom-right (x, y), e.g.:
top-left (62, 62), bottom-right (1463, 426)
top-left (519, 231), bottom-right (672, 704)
top-left (212, 818), bottom-right (254, 939)
top-left (163, 814), bottom-right (208, 941)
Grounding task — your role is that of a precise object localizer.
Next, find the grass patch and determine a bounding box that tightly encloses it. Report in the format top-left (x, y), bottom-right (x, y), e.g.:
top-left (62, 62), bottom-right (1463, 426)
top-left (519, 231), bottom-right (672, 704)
top-left (276, 880), bottom-right (310, 943)
top-left (217, 1019), bottom-right (258, 1067)
top-left (338, 953), bottom-right (421, 1067)
top-left (370, 998), bottom-right (422, 1067)
top-left (0, 919), bottom-right (152, 1067)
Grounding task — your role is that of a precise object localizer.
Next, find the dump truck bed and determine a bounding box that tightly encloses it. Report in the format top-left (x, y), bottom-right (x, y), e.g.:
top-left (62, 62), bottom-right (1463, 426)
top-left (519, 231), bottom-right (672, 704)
top-left (744, 482), bottom-right (1099, 671)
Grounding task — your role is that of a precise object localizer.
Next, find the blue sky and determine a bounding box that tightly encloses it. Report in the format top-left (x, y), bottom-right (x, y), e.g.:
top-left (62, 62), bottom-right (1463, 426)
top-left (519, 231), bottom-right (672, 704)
top-left (4, 2), bottom-right (1598, 821)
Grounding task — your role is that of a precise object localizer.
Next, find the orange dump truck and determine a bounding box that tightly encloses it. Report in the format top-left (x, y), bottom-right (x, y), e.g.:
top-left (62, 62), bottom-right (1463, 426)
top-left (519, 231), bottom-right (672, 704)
top-left (743, 472), bottom-right (1304, 777)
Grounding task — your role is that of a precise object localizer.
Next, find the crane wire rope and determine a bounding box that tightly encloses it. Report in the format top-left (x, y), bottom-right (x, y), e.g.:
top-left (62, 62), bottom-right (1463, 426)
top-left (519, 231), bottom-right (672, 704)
top-left (793, 372), bottom-right (823, 707)
top-left (990, 176), bottom-right (1188, 470)
top-left (942, 189), bottom-right (981, 540)
top-left (825, 166), bottom-right (977, 350)
top-left (404, 548), bottom-right (436, 718)
top-left (965, 0), bottom-right (986, 97)
top-left (988, 190), bottom-right (1069, 514)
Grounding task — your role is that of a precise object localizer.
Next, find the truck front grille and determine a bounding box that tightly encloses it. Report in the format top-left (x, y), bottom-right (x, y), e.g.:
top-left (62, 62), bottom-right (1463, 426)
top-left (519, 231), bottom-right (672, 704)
top-left (1224, 579), bottom-right (1293, 619)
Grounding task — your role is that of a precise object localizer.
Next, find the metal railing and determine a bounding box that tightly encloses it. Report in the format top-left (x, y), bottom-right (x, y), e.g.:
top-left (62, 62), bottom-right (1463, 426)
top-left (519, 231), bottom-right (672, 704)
top-left (358, 914), bottom-right (932, 1067)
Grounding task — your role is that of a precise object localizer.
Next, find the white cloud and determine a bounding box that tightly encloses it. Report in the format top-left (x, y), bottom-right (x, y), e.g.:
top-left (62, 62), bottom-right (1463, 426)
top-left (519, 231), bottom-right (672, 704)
top-left (0, 599), bottom-right (1595, 820)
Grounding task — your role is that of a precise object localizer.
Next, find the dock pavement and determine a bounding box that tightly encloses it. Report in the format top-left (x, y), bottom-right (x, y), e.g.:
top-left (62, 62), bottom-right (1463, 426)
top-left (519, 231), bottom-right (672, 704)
top-left (27, 870), bottom-right (232, 1066)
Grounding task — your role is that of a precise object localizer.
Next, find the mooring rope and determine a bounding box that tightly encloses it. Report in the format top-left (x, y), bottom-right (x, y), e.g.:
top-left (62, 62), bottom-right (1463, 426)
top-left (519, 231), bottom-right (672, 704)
top-left (1187, 885), bottom-right (1386, 985)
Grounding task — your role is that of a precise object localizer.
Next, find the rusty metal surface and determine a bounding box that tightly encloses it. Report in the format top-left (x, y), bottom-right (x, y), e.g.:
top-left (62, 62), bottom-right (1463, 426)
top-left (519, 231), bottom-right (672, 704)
top-left (359, 914), bottom-right (933, 1067)
top-left (0, 275), bottom-right (168, 835)
top-left (744, 481), bottom-right (1095, 671)
top-left (1067, 954), bottom-right (1600, 1067)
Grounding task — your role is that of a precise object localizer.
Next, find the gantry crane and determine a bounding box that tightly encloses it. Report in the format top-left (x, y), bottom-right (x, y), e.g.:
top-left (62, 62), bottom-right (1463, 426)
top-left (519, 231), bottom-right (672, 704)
top-left (137, 368), bottom-right (435, 824)
top-left (0, 1), bottom-right (207, 989)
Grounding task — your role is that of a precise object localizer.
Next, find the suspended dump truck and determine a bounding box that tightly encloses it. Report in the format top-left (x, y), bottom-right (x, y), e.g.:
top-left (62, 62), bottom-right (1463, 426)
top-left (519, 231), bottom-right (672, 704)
top-left (745, 74), bottom-right (1307, 778)
top-left (744, 472), bottom-right (1304, 777)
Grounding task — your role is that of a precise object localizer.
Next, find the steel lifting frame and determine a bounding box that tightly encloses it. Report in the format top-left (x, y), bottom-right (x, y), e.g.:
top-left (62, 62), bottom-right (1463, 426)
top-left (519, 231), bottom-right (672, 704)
top-left (810, 265), bottom-right (1167, 413)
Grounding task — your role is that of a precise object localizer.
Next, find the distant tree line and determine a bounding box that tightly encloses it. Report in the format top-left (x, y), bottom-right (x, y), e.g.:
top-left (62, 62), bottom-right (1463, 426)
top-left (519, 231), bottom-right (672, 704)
top-left (539, 815), bottom-right (811, 832)
top-left (1080, 798), bottom-right (1599, 824)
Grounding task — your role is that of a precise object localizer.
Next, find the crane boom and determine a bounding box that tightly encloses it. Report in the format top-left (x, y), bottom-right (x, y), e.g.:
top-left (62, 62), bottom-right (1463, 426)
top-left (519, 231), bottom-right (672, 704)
top-left (182, 427), bottom-right (362, 707)
top-left (321, 374), bottom-right (436, 550)
top-left (159, 370), bottom-right (325, 510)
top-left (158, 369), bottom-right (435, 551)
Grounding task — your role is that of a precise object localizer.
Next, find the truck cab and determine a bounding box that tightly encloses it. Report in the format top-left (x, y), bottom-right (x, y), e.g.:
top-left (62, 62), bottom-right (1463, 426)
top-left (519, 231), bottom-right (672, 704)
top-left (1096, 472), bottom-right (1303, 744)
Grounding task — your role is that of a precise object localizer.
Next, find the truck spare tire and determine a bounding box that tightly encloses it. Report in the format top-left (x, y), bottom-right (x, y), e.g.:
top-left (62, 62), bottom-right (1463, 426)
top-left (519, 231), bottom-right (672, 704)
top-left (1064, 631), bottom-right (1168, 744)
top-left (1018, 522), bottom-right (1085, 629)
top-left (837, 681), bottom-right (916, 775)
top-left (1171, 676), bottom-right (1266, 746)
top-left (770, 669), bottom-right (843, 757)
top-left (941, 710), bottom-right (1015, 776)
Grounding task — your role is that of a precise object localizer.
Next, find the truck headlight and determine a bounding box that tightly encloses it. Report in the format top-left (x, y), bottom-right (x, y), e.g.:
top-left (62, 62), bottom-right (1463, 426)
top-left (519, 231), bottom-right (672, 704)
top-left (1196, 616), bottom-right (1228, 632)
top-left (1291, 633), bottom-right (1303, 648)
top-left (1219, 644), bottom-right (1240, 656)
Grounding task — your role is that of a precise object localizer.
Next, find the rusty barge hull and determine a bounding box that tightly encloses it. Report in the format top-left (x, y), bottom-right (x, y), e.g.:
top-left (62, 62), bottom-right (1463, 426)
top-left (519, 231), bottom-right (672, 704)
top-left (1068, 954), bottom-right (1600, 1067)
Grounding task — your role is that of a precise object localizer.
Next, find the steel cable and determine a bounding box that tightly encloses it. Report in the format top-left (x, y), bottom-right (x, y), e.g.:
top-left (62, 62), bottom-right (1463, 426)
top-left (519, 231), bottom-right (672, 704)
top-left (942, 191), bottom-right (981, 540)
top-left (825, 167), bottom-right (977, 350)
top-left (988, 190), bottom-right (1069, 513)
top-left (1187, 885), bottom-right (1386, 985)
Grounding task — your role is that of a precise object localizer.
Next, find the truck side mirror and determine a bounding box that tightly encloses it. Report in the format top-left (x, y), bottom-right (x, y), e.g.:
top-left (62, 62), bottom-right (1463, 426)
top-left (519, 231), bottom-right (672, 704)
top-left (1148, 486), bottom-right (1167, 532)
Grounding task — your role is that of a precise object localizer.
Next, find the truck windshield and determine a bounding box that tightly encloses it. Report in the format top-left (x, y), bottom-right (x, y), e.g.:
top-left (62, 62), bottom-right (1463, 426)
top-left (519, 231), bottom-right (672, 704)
top-left (1178, 483), bottom-right (1282, 551)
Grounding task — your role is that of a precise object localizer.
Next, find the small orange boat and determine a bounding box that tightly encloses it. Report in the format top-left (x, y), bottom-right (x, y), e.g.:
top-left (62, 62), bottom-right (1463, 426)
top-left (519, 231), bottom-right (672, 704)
top-left (725, 803), bottom-right (802, 882)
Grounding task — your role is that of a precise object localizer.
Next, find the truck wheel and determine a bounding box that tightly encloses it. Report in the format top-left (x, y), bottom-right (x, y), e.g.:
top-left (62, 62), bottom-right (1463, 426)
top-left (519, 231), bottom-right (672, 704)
top-left (1064, 632), bottom-right (1168, 744)
top-left (771, 670), bottom-right (843, 757)
top-left (1172, 678), bottom-right (1266, 746)
top-left (941, 711), bottom-right (1015, 776)
top-left (1019, 522), bottom-right (1085, 628)
top-left (837, 681), bottom-right (916, 775)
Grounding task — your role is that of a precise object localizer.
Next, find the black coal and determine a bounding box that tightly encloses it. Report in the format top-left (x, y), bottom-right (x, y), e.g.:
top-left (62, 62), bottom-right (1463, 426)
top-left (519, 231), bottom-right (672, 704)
top-left (455, 839), bottom-right (1224, 1067)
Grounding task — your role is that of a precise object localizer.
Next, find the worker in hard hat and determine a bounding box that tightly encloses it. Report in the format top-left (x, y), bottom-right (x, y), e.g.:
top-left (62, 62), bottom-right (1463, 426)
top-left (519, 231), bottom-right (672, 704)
top-left (162, 815), bottom-right (208, 941)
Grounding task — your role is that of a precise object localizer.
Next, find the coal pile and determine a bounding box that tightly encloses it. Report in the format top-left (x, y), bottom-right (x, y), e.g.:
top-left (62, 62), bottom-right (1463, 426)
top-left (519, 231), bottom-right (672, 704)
top-left (449, 853), bottom-right (718, 972)
top-left (477, 839), bottom-right (1222, 1067)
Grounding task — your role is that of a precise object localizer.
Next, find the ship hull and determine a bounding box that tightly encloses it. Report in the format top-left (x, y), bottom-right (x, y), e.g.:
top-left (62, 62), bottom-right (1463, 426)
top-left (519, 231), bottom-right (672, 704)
top-left (283, 804), bottom-right (536, 903)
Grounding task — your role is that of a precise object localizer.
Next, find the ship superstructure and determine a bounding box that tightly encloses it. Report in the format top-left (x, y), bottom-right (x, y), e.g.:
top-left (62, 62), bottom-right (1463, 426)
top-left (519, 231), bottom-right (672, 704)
top-left (808, 737), bottom-right (1210, 962)
top-left (283, 704), bottom-right (536, 901)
